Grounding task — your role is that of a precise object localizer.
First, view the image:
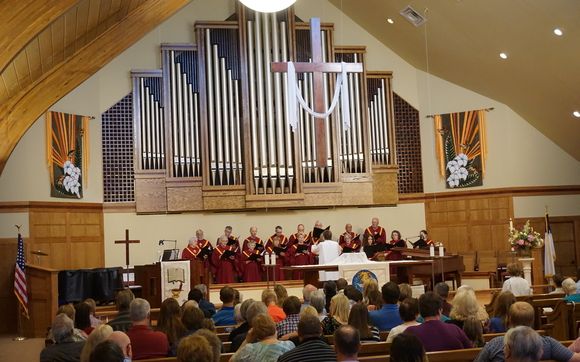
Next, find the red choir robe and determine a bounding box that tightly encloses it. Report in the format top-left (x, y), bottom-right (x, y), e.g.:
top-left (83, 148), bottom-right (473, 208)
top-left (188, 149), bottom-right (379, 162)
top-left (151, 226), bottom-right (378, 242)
top-left (265, 235), bottom-right (290, 281)
top-left (242, 236), bottom-right (264, 251)
top-left (181, 245), bottom-right (200, 260)
top-left (211, 244), bottom-right (239, 284)
top-left (241, 247), bottom-right (263, 282)
top-left (363, 226), bottom-right (387, 245)
top-left (289, 242), bottom-right (313, 280)
top-left (197, 239), bottom-right (214, 271)
top-left (218, 235), bottom-right (241, 250)
top-left (385, 238), bottom-right (408, 282)
top-left (339, 235), bottom-right (362, 253)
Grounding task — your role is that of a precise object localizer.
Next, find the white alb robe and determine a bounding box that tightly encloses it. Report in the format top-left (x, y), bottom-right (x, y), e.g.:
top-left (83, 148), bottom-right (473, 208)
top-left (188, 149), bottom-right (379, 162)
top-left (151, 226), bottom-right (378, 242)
top-left (311, 239), bottom-right (341, 281)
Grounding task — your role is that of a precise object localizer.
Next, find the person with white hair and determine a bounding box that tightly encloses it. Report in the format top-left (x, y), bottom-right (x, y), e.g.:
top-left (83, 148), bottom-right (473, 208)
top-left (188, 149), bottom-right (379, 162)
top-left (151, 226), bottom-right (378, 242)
top-left (40, 314), bottom-right (85, 362)
top-left (562, 278), bottom-right (580, 302)
top-left (503, 326), bottom-right (543, 362)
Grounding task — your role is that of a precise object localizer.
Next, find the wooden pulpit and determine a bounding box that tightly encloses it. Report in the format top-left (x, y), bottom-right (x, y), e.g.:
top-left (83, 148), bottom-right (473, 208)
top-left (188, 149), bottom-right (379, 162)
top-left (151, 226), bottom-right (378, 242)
top-left (23, 264), bottom-right (59, 338)
top-left (134, 259), bottom-right (209, 308)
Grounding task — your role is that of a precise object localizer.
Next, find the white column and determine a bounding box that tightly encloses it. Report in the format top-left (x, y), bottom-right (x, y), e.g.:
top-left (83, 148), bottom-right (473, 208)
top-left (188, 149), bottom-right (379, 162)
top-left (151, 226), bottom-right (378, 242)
top-left (518, 257), bottom-right (534, 285)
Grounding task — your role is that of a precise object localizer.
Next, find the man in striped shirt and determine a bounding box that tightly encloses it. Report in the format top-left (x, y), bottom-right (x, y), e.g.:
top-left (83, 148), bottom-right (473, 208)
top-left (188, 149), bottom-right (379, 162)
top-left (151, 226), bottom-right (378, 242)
top-left (277, 314), bottom-right (337, 362)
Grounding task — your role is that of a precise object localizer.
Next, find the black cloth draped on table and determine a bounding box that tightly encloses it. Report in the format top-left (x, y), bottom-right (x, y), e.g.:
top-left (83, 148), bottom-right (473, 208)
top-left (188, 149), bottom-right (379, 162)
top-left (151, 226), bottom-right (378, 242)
top-left (58, 267), bottom-right (123, 304)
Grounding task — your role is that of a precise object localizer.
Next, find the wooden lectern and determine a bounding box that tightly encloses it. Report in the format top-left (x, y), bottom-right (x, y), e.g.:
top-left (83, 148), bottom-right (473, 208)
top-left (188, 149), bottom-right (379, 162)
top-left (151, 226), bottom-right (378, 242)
top-left (134, 259), bottom-right (209, 308)
top-left (23, 264), bottom-right (59, 338)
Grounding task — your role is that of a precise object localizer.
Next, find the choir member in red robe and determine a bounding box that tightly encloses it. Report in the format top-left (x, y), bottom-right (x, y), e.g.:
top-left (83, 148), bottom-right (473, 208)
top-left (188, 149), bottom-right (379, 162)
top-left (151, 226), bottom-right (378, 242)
top-left (311, 220), bottom-right (325, 245)
top-left (211, 235), bottom-right (239, 284)
top-left (339, 232), bottom-right (361, 253)
top-left (242, 226), bottom-right (264, 251)
top-left (289, 233), bottom-right (312, 280)
top-left (181, 237), bottom-right (201, 260)
top-left (385, 230), bottom-right (408, 283)
top-left (265, 234), bottom-right (288, 281)
top-left (288, 224), bottom-right (307, 246)
top-left (241, 240), bottom-right (263, 282)
top-left (339, 224), bottom-right (360, 246)
top-left (219, 225), bottom-right (241, 250)
top-left (363, 217), bottom-right (387, 245)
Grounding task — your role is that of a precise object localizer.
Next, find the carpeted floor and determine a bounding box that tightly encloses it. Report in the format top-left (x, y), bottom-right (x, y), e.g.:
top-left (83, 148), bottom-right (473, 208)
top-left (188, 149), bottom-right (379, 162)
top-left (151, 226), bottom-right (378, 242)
top-left (0, 335), bottom-right (45, 362)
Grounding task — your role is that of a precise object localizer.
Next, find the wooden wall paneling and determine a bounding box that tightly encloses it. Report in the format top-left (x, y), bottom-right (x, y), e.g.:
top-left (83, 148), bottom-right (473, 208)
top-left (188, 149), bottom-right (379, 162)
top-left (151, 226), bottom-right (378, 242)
top-left (0, 237), bottom-right (19, 334)
top-left (202, 187), bottom-right (246, 210)
top-left (166, 181), bottom-right (204, 212)
top-left (134, 171), bottom-right (168, 213)
top-left (371, 166), bottom-right (398, 205)
top-left (341, 178), bottom-right (373, 206)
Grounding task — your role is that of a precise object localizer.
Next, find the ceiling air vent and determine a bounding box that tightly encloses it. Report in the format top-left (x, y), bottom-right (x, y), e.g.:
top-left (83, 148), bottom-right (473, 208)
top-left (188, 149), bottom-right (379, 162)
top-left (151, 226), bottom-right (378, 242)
top-left (400, 5), bottom-right (427, 27)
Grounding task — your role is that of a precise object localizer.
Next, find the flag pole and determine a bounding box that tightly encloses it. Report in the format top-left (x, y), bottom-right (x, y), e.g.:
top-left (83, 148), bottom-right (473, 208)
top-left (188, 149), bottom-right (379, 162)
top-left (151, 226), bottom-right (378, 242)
top-left (13, 224), bottom-right (26, 341)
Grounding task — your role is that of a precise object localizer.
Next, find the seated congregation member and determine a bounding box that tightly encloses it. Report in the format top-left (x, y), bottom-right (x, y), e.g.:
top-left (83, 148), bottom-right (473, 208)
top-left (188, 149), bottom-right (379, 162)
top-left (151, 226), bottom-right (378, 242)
top-left (463, 316), bottom-right (485, 348)
top-left (503, 326), bottom-right (543, 362)
top-left (386, 298), bottom-right (420, 343)
top-left (241, 239), bottom-right (263, 282)
top-left (300, 284), bottom-right (318, 311)
top-left (83, 298), bottom-right (102, 328)
top-left (475, 301), bottom-right (579, 362)
top-left (212, 235), bottom-right (240, 284)
top-left (274, 284), bottom-right (288, 309)
top-left (181, 306), bottom-right (205, 337)
top-left (348, 302), bottom-right (380, 342)
top-left (230, 301), bottom-right (269, 352)
top-left (41, 314), bottom-right (85, 362)
top-left (321, 293), bottom-right (350, 335)
top-left (231, 314), bottom-right (295, 362)
top-left (189, 284), bottom-right (216, 318)
top-left (277, 296), bottom-right (301, 338)
top-left (336, 278), bottom-right (348, 293)
top-left (76, 302), bottom-right (95, 336)
top-left (339, 230), bottom-right (361, 253)
top-left (262, 290), bottom-right (286, 323)
top-left (324, 281), bottom-right (338, 315)
top-left (195, 329), bottom-right (221, 362)
top-left (108, 331), bottom-right (132, 361)
top-left (390, 334), bottom-right (427, 362)
top-left (563, 277), bottom-right (580, 302)
top-left (344, 285), bottom-right (363, 306)
top-left (502, 262), bottom-right (531, 296)
top-left (334, 325), bottom-right (361, 362)
top-left (278, 314), bottom-right (337, 362)
top-left (229, 299), bottom-right (255, 344)
top-left (212, 286), bottom-right (236, 326)
top-left (157, 297), bottom-right (187, 356)
top-left (177, 334), bottom-right (214, 362)
top-left (413, 229), bottom-right (433, 249)
top-left (363, 279), bottom-right (381, 309)
top-left (398, 283), bottom-right (413, 301)
top-left (88, 340), bottom-right (124, 362)
top-left (126, 298), bottom-right (169, 359)
top-left (49, 304), bottom-right (88, 342)
top-left (369, 281), bottom-right (403, 331)
top-left (405, 291), bottom-right (472, 352)
top-left (80, 324), bottom-right (113, 362)
top-left (447, 285), bottom-right (489, 328)
top-left (550, 274), bottom-right (565, 294)
top-left (489, 291), bottom-right (516, 333)
top-left (311, 230), bottom-right (341, 281)
top-left (434, 282), bottom-right (452, 317)
top-left (289, 233), bottom-right (313, 280)
top-left (310, 290), bottom-right (327, 321)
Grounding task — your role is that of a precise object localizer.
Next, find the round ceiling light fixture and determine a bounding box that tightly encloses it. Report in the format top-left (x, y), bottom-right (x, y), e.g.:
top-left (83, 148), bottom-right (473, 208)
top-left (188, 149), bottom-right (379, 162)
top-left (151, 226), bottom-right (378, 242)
top-left (553, 28), bottom-right (563, 36)
top-left (499, 52), bottom-right (508, 60)
top-left (386, 18), bottom-right (395, 24)
top-left (573, 111), bottom-right (580, 118)
top-left (239, 0), bottom-right (297, 13)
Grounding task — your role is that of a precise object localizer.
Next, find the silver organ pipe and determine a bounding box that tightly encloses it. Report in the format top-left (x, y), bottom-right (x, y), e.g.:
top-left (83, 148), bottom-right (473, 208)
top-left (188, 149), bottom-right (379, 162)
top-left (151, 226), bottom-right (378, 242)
top-left (272, 13), bottom-right (285, 193)
top-left (254, 15), bottom-right (268, 192)
top-left (379, 79), bottom-right (389, 163)
top-left (176, 62), bottom-right (185, 176)
top-left (233, 78), bottom-right (242, 183)
top-left (366, 76), bottom-right (391, 165)
top-left (205, 30), bottom-right (217, 183)
top-left (133, 72), bottom-right (164, 171)
top-left (280, 21), bottom-right (294, 193)
top-left (353, 56), bottom-right (364, 170)
top-left (263, 13), bottom-right (276, 189)
top-left (247, 23), bottom-right (260, 192)
top-left (212, 45), bottom-right (223, 185)
top-left (321, 30), bottom-right (332, 177)
top-left (220, 58), bottom-right (230, 184)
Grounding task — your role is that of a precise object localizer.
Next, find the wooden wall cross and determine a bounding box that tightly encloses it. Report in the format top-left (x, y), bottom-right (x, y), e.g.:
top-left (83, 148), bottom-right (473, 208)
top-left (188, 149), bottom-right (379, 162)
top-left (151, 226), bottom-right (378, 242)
top-left (271, 17), bottom-right (363, 168)
top-left (115, 229), bottom-right (140, 267)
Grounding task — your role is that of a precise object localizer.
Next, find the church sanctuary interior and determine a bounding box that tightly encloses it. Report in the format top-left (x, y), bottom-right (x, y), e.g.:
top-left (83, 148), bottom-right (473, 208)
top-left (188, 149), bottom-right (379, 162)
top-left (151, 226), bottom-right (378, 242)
top-left (1, 0), bottom-right (579, 360)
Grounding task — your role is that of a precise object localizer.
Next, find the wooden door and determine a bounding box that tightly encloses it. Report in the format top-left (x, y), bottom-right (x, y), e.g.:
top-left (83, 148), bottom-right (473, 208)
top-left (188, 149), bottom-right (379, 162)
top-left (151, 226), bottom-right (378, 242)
top-left (552, 221), bottom-right (576, 277)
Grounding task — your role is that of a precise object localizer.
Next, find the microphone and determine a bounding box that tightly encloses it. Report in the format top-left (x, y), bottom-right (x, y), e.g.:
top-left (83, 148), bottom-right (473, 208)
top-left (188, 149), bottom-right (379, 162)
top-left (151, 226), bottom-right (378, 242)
top-left (158, 240), bottom-right (164, 246)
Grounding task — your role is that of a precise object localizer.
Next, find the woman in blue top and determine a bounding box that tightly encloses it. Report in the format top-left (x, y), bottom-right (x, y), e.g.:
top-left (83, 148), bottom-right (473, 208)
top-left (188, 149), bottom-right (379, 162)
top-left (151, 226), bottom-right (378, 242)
top-left (231, 314), bottom-right (295, 362)
top-left (489, 291), bottom-right (516, 333)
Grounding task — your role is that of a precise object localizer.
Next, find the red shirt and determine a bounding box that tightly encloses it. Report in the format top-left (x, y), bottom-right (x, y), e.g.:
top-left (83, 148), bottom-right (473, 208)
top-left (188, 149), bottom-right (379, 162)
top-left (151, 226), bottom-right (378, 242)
top-left (126, 325), bottom-right (169, 359)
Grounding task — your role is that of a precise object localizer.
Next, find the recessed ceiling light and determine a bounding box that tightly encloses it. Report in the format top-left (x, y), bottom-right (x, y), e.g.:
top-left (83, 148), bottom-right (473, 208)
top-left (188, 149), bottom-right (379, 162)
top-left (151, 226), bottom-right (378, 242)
top-left (387, 18), bottom-right (394, 24)
top-left (573, 111), bottom-right (580, 118)
top-left (553, 28), bottom-right (563, 36)
top-left (499, 52), bottom-right (508, 60)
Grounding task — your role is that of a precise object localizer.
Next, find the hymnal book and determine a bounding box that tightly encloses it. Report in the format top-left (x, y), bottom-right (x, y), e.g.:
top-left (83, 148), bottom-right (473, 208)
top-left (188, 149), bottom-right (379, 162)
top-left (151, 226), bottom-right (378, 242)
top-left (254, 243), bottom-right (265, 251)
top-left (295, 244), bottom-right (309, 253)
top-left (312, 226), bottom-right (331, 240)
top-left (199, 246), bottom-right (213, 258)
top-left (227, 237), bottom-right (239, 247)
top-left (342, 246), bottom-right (355, 254)
top-left (273, 246), bottom-right (287, 255)
top-left (221, 249), bottom-right (237, 259)
top-left (249, 252), bottom-right (262, 261)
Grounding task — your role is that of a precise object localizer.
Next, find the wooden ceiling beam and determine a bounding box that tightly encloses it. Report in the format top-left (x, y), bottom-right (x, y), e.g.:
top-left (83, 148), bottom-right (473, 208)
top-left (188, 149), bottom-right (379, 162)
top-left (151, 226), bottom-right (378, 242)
top-left (0, 0), bottom-right (80, 73)
top-left (0, 0), bottom-right (190, 175)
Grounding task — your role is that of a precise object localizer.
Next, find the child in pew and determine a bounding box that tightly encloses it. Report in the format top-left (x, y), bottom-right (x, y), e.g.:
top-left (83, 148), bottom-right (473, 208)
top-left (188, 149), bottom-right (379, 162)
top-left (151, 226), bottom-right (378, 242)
top-left (463, 316), bottom-right (485, 348)
top-left (390, 333), bottom-right (427, 362)
top-left (489, 291), bottom-right (516, 333)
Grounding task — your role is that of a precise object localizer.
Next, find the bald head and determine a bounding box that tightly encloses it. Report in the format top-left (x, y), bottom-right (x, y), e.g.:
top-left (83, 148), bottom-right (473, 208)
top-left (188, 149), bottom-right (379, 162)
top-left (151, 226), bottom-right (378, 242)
top-left (108, 331), bottom-right (132, 358)
top-left (334, 324), bottom-right (360, 359)
top-left (303, 284), bottom-right (317, 302)
top-left (371, 218), bottom-right (379, 227)
top-left (250, 226), bottom-right (257, 236)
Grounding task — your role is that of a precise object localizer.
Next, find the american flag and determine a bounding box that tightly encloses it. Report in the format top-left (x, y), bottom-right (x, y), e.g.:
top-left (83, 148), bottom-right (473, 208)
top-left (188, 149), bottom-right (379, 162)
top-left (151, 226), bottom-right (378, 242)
top-left (14, 233), bottom-right (29, 318)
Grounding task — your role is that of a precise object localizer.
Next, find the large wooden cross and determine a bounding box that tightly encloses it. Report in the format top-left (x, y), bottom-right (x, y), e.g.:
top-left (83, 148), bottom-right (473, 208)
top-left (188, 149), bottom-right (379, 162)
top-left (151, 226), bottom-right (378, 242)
top-left (271, 17), bottom-right (363, 168)
top-left (115, 229), bottom-right (140, 267)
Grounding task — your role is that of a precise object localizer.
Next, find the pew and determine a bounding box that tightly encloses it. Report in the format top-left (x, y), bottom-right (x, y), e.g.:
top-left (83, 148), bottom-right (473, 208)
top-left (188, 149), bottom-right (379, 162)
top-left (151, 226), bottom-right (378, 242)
top-left (545, 300), bottom-right (574, 341)
top-left (325, 330), bottom-right (389, 344)
top-left (216, 325), bottom-right (237, 333)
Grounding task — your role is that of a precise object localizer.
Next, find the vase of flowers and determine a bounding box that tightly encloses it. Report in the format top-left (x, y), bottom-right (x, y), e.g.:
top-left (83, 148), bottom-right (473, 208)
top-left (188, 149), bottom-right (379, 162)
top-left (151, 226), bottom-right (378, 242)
top-left (509, 220), bottom-right (543, 257)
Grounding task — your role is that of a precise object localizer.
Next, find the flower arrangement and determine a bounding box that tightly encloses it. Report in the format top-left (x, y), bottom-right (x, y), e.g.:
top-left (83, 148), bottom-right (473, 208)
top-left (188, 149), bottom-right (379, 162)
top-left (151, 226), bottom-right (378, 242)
top-left (509, 220), bottom-right (543, 253)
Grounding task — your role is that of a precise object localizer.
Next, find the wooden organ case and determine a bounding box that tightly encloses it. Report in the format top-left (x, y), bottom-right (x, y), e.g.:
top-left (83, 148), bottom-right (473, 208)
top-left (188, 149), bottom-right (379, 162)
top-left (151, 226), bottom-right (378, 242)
top-left (131, 5), bottom-right (398, 213)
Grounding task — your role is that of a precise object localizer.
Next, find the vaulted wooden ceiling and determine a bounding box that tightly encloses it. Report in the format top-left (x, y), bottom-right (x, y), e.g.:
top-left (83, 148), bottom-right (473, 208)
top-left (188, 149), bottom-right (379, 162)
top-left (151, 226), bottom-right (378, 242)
top-left (329, 0), bottom-right (580, 161)
top-left (0, 0), bottom-right (191, 175)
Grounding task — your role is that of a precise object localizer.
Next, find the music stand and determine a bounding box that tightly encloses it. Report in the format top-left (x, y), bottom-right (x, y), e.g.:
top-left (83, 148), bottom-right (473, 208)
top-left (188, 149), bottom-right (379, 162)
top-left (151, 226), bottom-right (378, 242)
top-left (161, 249), bottom-right (180, 261)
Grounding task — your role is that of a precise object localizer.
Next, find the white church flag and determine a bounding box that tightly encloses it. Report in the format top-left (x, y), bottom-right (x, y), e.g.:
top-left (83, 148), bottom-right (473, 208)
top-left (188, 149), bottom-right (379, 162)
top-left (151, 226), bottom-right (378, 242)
top-left (160, 260), bottom-right (191, 305)
top-left (544, 213), bottom-right (556, 278)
